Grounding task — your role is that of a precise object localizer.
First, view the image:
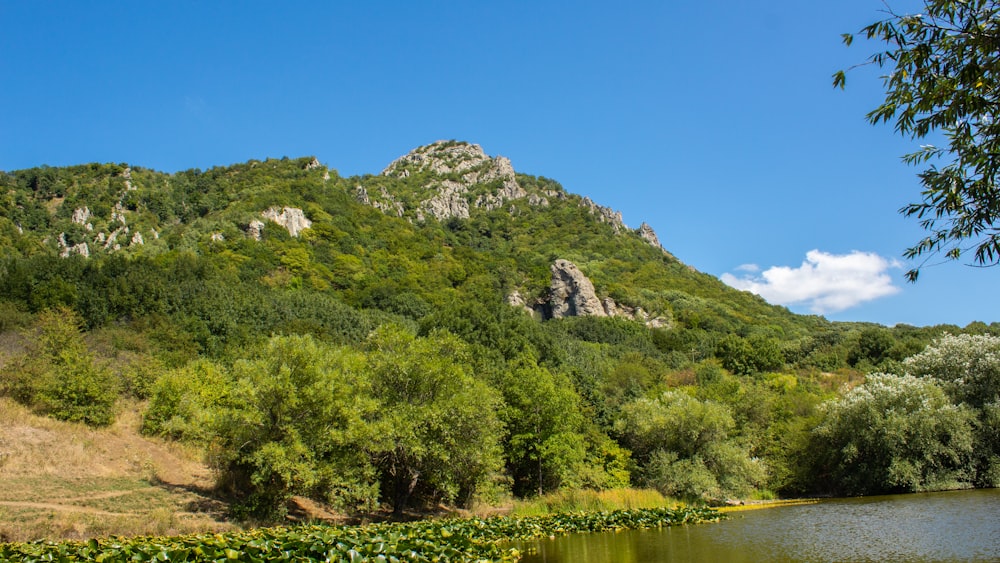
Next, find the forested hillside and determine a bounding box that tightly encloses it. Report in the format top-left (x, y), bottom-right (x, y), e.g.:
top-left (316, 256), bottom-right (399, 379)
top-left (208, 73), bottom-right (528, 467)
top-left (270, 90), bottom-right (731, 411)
top-left (1, 141), bottom-right (997, 519)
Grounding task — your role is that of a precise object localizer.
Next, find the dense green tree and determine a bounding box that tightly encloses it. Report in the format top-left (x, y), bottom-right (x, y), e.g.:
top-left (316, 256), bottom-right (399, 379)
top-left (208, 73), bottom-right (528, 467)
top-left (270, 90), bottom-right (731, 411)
top-left (494, 359), bottom-right (588, 496)
top-left (811, 373), bottom-right (976, 495)
top-left (904, 333), bottom-right (1000, 486)
top-left (362, 325), bottom-right (504, 511)
top-left (142, 359), bottom-right (229, 441)
top-left (211, 335), bottom-right (376, 518)
top-left (848, 326), bottom-right (896, 369)
top-left (837, 0), bottom-right (1000, 279)
top-left (976, 400), bottom-right (1000, 486)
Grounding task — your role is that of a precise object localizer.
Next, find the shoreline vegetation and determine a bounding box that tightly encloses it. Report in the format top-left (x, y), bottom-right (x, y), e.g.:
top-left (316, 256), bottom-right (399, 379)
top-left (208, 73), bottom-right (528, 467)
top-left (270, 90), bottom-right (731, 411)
top-left (0, 506), bottom-right (724, 562)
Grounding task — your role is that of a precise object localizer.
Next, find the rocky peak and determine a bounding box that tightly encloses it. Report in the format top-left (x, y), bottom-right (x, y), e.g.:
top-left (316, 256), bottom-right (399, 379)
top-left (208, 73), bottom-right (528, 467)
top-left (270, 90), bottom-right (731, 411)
top-left (637, 222), bottom-right (662, 250)
top-left (366, 141), bottom-right (535, 221)
top-left (382, 141), bottom-right (493, 178)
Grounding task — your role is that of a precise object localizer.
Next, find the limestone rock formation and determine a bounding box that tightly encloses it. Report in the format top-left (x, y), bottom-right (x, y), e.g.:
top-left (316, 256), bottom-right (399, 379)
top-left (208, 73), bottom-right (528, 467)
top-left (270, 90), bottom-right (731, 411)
top-left (540, 259), bottom-right (671, 328)
top-left (424, 180), bottom-right (471, 220)
top-left (637, 222), bottom-right (662, 250)
top-left (110, 202), bottom-right (128, 226)
top-left (506, 289), bottom-right (541, 316)
top-left (247, 220), bottom-right (265, 241)
top-left (262, 207), bottom-right (312, 237)
top-left (580, 197), bottom-right (625, 233)
top-left (366, 141), bottom-right (538, 221)
top-left (122, 167), bottom-right (136, 191)
top-left (548, 259), bottom-right (607, 319)
top-left (72, 207), bottom-right (93, 231)
top-left (355, 185), bottom-right (404, 217)
top-left (304, 157), bottom-right (331, 181)
top-left (57, 233), bottom-right (89, 258)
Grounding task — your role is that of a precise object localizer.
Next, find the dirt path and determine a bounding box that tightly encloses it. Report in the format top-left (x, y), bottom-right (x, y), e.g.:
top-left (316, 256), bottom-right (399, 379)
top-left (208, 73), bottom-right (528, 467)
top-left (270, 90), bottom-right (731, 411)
top-left (56, 488), bottom-right (158, 504)
top-left (0, 501), bottom-right (135, 517)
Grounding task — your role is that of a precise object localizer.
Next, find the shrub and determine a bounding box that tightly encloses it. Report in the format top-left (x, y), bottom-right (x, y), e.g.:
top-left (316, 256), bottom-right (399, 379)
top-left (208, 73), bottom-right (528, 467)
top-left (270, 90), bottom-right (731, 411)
top-left (616, 391), bottom-right (765, 500)
top-left (905, 333), bottom-right (1000, 408)
top-left (3, 307), bottom-right (118, 426)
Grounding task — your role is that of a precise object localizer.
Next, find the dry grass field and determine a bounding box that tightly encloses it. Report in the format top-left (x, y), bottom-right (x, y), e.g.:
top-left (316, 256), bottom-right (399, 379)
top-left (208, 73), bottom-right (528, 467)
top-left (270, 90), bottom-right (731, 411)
top-left (0, 398), bottom-right (233, 542)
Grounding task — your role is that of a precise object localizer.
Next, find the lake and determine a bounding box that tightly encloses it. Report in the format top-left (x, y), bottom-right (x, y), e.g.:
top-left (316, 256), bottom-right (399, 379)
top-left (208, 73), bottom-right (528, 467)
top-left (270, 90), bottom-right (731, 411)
top-left (517, 488), bottom-right (1000, 562)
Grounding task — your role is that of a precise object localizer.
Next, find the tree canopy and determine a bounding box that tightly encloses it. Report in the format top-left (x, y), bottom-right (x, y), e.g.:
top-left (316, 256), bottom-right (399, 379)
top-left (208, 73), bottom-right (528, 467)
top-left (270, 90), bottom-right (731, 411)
top-left (836, 0), bottom-right (1000, 280)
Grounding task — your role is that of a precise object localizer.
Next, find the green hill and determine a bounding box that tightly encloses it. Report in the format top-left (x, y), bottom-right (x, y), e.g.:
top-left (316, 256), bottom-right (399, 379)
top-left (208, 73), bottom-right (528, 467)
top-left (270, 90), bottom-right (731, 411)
top-left (0, 141), bottom-right (995, 525)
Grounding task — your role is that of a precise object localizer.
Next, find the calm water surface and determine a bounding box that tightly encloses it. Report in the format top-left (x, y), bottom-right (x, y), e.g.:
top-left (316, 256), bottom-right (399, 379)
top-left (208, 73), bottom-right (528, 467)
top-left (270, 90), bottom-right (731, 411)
top-left (517, 489), bottom-right (1000, 562)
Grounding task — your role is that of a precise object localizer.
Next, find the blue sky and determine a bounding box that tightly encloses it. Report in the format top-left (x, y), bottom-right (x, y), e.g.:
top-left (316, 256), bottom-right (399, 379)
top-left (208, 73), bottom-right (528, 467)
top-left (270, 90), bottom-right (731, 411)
top-left (1, 1), bottom-right (995, 328)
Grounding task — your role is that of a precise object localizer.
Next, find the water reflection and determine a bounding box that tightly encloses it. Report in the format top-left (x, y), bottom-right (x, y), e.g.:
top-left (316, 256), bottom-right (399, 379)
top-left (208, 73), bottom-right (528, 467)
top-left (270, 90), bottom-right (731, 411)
top-left (518, 489), bottom-right (1000, 562)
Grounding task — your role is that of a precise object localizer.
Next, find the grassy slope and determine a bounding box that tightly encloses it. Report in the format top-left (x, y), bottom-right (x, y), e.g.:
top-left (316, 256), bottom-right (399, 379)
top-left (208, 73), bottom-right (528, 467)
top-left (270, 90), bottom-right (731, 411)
top-left (0, 397), bottom-right (231, 542)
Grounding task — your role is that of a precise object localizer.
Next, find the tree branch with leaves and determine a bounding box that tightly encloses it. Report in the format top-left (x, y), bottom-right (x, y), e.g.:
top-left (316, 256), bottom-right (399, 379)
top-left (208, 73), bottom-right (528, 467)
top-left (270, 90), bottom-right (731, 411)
top-left (836, 0), bottom-right (1000, 280)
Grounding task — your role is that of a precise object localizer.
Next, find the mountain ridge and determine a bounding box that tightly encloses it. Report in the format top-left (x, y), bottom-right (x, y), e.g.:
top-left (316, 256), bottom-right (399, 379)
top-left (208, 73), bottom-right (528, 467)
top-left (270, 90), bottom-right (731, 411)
top-left (1, 141), bottom-right (778, 333)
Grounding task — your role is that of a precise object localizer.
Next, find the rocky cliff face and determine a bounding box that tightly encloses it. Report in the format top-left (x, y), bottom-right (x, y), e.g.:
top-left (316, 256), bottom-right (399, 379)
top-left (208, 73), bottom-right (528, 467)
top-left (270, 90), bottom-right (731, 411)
top-left (548, 259), bottom-right (607, 318)
top-left (538, 259), bottom-right (670, 328)
top-left (261, 207), bottom-right (312, 237)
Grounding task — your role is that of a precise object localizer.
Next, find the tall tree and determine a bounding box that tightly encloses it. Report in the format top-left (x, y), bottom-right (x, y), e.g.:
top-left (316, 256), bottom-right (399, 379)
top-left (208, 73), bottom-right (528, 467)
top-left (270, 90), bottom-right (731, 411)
top-left (836, 1), bottom-right (1000, 280)
top-left (363, 325), bottom-right (504, 512)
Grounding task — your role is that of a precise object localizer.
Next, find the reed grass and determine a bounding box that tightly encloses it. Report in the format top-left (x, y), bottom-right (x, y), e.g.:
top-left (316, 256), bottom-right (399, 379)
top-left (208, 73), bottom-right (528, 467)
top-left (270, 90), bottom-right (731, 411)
top-left (508, 488), bottom-right (681, 517)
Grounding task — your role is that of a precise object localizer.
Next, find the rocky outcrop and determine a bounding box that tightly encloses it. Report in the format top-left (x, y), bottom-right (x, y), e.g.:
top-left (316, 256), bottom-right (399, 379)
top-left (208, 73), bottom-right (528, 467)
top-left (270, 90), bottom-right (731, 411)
top-left (246, 220), bottom-right (265, 241)
top-left (637, 222), bottom-right (662, 250)
top-left (110, 202), bottom-right (128, 227)
top-left (580, 197), bottom-right (625, 233)
top-left (505, 290), bottom-right (537, 316)
top-left (57, 232), bottom-right (89, 258)
top-left (71, 207), bottom-right (93, 230)
top-left (548, 259), bottom-right (607, 319)
top-left (367, 141), bottom-right (539, 221)
top-left (103, 227), bottom-right (125, 251)
top-left (527, 193), bottom-right (550, 207)
top-left (122, 167), bottom-right (136, 191)
top-left (304, 157), bottom-right (331, 181)
top-left (382, 141), bottom-right (496, 178)
top-left (356, 186), bottom-right (404, 217)
top-left (535, 259), bottom-right (670, 328)
top-left (262, 207), bottom-right (312, 237)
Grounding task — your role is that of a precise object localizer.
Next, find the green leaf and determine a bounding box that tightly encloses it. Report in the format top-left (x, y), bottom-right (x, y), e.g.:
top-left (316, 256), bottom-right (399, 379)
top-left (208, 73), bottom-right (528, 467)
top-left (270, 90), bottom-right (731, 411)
top-left (832, 70), bottom-right (847, 89)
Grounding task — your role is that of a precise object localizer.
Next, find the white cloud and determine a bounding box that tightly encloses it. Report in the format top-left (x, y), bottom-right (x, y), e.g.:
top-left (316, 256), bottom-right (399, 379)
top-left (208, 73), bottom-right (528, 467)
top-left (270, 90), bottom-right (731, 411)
top-left (734, 263), bottom-right (760, 273)
top-left (721, 250), bottom-right (901, 314)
